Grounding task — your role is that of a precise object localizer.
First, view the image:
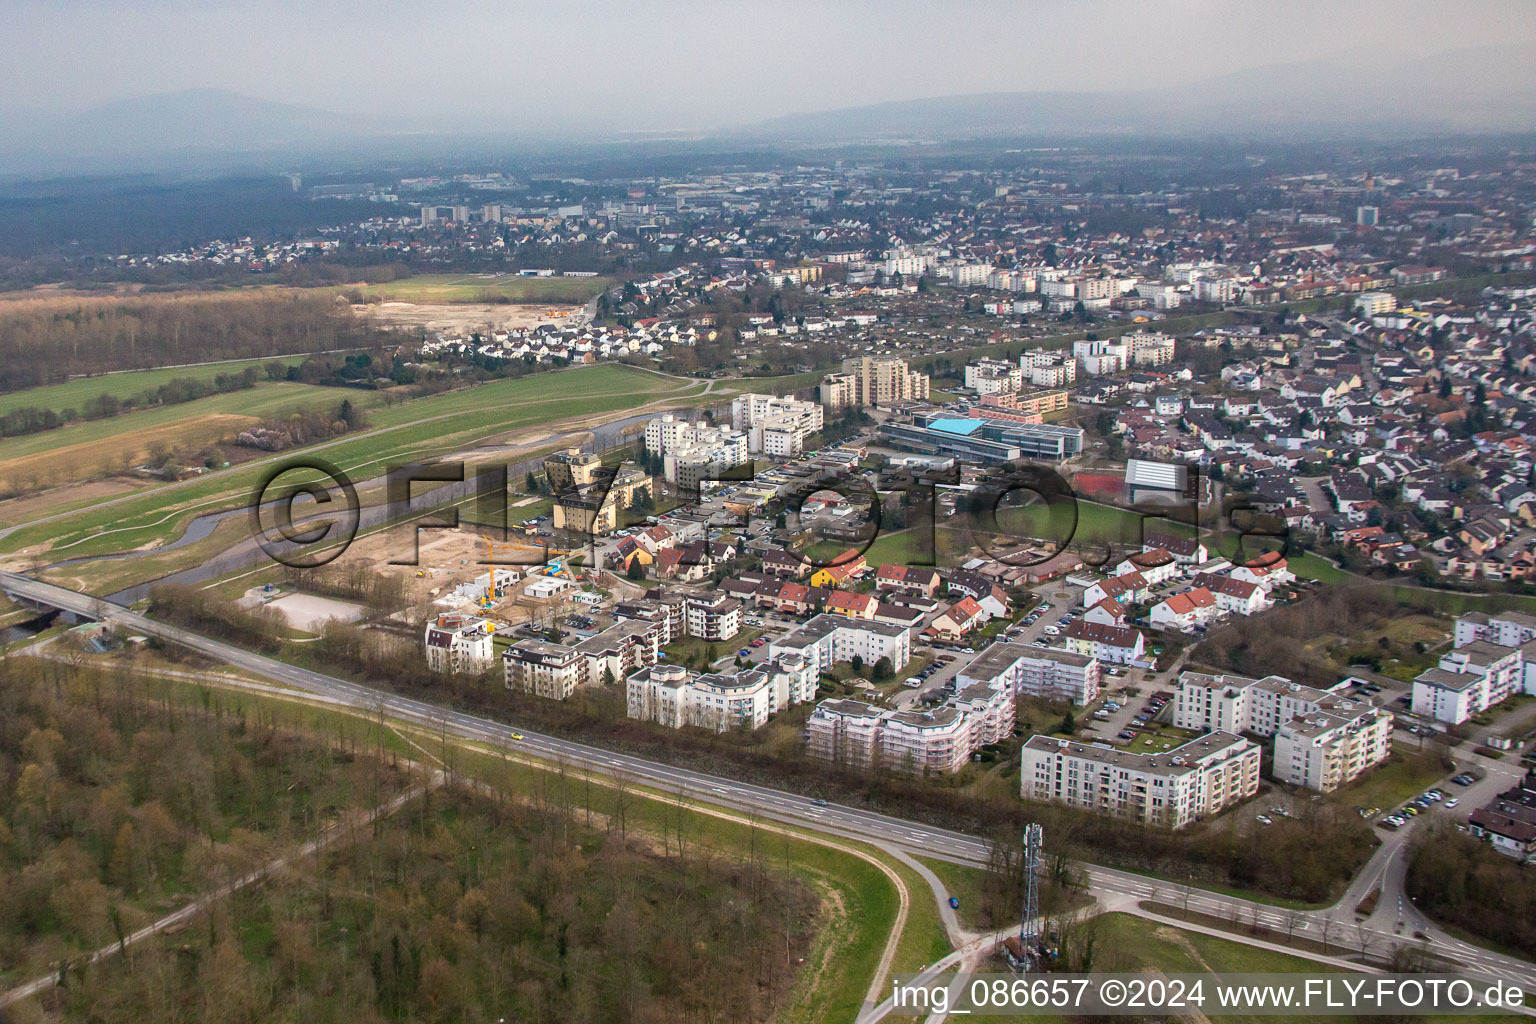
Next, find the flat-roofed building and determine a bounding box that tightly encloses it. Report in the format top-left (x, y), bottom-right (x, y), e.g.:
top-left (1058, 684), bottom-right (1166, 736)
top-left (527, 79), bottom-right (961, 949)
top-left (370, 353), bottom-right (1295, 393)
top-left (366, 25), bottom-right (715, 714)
top-left (770, 613), bottom-right (910, 677)
top-left (1174, 671), bottom-right (1392, 791)
top-left (957, 642), bottom-right (1101, 705)
top-left (1414, 640), bottom-right (1522, 724)
top-left (1020, 732), bottom-right (1259, 829)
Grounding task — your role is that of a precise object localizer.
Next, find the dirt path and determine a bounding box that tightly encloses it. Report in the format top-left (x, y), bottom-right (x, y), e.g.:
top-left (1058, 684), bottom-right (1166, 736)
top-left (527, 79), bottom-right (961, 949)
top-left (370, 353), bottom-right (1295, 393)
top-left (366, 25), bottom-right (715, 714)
top-left (0, 768), bottom-right (445, 1011)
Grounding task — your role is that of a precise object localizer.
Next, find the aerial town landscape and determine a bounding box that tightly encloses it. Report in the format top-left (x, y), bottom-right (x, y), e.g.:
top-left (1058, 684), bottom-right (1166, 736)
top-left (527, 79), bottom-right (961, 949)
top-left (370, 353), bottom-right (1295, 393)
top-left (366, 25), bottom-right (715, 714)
top-left (5, 3), bottom-right (1536, 1022)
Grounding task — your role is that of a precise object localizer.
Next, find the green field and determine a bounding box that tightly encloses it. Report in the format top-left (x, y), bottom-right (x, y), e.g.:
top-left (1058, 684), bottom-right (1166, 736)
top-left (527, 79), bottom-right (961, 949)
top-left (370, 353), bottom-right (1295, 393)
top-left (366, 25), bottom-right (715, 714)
top-left (0, 355), bottom-right (310, 419)
top-left (1, 364), bottom-right (706, 559)
top-left (0, 380), bottom-right (352, 465)
top-left (331, 272), bottom-right (613, 304)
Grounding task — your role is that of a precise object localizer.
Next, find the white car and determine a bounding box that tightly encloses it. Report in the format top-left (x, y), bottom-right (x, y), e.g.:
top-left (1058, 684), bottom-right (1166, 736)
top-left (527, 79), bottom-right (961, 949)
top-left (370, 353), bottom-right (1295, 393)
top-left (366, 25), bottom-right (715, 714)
top-left (1445, 798), bottom-right (1459, 809)
top-left (1043, 626), bottom-right (1060, 636)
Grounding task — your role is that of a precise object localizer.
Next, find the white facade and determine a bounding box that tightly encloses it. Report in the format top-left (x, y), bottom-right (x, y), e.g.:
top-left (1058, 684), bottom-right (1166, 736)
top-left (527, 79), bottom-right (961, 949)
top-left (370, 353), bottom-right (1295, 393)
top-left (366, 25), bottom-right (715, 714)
top-left (731, 393), bottom-right (824, 457)
top-left (957, 642), bottom-right (1101, 705)
top-left (627, 655), bottom-right (817, 733)
top-left (1413, 641), bottom-right (1522, 724)
top-left (423, 616), bottom-right (495, 675)
top-left (1174, 671), bottom-right (1392, 792)
top-left (770, 613), bottom-right (911, 677)
top-left (1020, 733), bottom-right (1260, 829)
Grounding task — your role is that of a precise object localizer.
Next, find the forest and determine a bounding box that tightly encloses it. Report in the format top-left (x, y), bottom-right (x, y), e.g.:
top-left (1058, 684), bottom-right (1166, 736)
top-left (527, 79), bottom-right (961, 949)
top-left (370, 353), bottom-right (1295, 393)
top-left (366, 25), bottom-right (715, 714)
top-left (0, 291), bottom-right (397, 393)
top-left (0, 657), bottom-right (817, 1024)
top-left (1406, 826), bottom-right (1536, 957)
top-left (0, 657), bottom-right (415, 993)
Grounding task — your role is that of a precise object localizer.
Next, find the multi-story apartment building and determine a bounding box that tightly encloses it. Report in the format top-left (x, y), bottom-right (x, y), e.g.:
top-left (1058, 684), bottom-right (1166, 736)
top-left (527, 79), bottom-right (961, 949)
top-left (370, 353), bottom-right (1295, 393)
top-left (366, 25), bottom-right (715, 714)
top-left (964, 358), bottom-right (1023, 396)
top-left (504, 618), bottom-right (665, 699)
top-left (552, 463), bottom-right (648, 536)
top-left (1020, 732), bottom-right (1260, 829)
top-left (818, 372), bottom-right (857, 410)
top-left (644, 414), bottom-right (750, 490)
top-left (1274, 709), bottom-right (1393, 793)
top-left (834, 356), bottom-right (931, 407)
top-left (627, 654), bottom-right (817, 732)
top-left (806, 699), bottom-right (977, 774)
top-left (1073, 338), bottom-right (1130, 376)
top-left (1413, 640), bottom-right (1523, 724)
top-left (502, 639), bottom-right (585, 700)
top-left (543, 447), bottom-right (605, 492)
top-left (683, 592), bottom-right (742, 642)
top-left (422, 614), bottom-right (495, 675)
top-left (769, 613), bottom-right (911, 677)
top-left (1173, 671), bottom-right (1392, 791)
top-left (957, 643), bottom-right (1101, 705)
top-left (731, 393), bottom-right (824, 457)
top-left (1454, 610), bottom-right (1536, 649)
top-left (1124, 331), bottom-right (1176, 367)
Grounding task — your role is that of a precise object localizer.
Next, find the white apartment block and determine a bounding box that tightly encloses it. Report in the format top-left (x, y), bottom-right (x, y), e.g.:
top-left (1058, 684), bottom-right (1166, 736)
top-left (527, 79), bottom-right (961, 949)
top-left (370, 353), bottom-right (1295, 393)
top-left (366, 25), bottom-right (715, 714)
top-left (806, 698), bottom-right (976, 775)
top-left (1073, 338), bottom-right (1130, 376)
top-left (769, 613), bottom-right (911, 677)
top-left (1455, 611), bottom-right (1536, 649)
top-left (504, 619), bottom-right (664, 700)
top-left (1020, 733), bottom-right (1260, 829)
top-left (683, 592), bottom-right (742, 642)
top-left (964, 358), bottom-right (1023, 396)
top-left (1413, 641), bottom-right (1523, 724)
top-left (731, 393), bottom-right (824, 457)
top-left (627, 655), bottom-right (817, 732)
top-left (1174, 671), bottom-right (1392, 791)
top-left (644, 415), bottom-right (749, 489)
top-left (1274, 709), bottom-right (1393, 793)
top-left (1124, 331), bottom-right (1176, 367)
top-left (1356, 291), bottom-right (1397, 316)
top-left (957, 642), bottom-right (1101, 705)
top-left (423, 615), bottom-right (495, 675)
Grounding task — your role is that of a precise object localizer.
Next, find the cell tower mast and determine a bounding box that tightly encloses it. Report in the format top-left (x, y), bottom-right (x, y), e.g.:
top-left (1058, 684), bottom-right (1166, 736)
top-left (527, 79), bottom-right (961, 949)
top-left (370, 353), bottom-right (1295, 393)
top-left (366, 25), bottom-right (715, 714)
top-left (1019, 823), bottom-right (1044, 971)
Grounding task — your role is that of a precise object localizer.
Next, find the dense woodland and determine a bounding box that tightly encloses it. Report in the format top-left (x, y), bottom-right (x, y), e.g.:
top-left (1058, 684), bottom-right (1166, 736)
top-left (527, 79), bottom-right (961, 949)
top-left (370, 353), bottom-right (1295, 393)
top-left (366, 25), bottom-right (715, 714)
top-left (0, 291), bottom-right (397, 392)
top-left (0, 656), bottom-right (816, 1023)
top-left (34, 783), bottom-right (814, 1024)
top-left (0, 657), bottom-right (414, 989)
top-left (1406, 827), bottom-right (1536, 957)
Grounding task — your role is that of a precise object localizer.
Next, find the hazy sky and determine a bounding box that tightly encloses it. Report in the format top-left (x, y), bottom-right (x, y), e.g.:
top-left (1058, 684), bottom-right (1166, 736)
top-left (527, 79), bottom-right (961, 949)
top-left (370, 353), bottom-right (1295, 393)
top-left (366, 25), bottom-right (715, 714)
top-left (7, 0), bottom-right (1536, 130)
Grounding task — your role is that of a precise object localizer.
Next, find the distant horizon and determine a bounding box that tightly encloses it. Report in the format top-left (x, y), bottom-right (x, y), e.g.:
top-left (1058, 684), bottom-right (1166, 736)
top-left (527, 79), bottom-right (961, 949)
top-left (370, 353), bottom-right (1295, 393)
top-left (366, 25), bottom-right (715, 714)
top-left (4, 0), bottom-right (1536, 133)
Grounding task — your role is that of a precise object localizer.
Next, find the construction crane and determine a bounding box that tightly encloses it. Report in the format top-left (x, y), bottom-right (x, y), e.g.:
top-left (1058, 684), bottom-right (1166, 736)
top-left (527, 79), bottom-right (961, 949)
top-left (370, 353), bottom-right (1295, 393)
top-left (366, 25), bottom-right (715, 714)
top-left (1020, 823), bottom-right (1044, 972)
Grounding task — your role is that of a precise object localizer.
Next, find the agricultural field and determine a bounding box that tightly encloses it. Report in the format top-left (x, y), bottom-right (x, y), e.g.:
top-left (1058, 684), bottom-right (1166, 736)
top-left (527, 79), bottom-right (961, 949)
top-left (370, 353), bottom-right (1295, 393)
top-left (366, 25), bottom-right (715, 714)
top-left (0, 354), bottom-right (308, 418)
top-left (0, 364), bottom-right (707, 563)
top-left (0, 382), bottom-right (368, 497)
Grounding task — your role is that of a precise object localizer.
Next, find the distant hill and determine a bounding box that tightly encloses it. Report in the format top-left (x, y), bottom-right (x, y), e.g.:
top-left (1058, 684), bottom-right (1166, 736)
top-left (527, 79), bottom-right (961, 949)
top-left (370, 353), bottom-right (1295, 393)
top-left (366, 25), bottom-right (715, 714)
top-left (732, 45), bottom-right (1536, 143)
top-left (1, 89), bottom-right (407, 173)
top-left (3, 44), bottom-right (1535, 174)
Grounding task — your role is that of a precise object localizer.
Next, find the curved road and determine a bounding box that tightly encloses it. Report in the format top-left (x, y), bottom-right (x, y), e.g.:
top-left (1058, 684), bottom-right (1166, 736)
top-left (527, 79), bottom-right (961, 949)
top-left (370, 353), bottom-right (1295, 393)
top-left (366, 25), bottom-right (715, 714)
top-left (4, 570), bottom-right (1534, 992)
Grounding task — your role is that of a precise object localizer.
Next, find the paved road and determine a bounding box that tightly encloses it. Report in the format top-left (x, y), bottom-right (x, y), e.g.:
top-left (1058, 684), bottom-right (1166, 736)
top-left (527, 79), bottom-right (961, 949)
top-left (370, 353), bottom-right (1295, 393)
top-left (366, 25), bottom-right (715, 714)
top-left (6, 569), bottom-right (1536, 989)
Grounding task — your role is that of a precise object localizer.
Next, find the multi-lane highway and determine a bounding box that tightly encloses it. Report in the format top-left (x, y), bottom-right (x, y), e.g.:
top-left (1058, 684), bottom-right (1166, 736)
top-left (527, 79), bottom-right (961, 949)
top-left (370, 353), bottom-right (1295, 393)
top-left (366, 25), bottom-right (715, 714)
top-left (5, 569), bottom-right (1536, 990)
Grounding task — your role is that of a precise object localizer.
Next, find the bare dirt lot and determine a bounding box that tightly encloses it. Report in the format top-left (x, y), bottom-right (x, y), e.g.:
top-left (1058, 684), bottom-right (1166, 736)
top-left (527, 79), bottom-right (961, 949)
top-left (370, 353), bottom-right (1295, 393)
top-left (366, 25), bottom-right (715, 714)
top-left (326, 525), bottom-right (576, 628)
top-left (356, 301), bottom-right (584, 334)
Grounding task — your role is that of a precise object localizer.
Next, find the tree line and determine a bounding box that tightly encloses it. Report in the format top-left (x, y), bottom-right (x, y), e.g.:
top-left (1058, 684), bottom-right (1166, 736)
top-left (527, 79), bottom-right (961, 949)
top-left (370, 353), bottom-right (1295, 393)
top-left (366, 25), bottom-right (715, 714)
top-left (0, 291), bottom-right (397, 393)
top-left (1406, 825), bottom-right (1536, 956)
top-left (0, 365), bottom-right (263, 440)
